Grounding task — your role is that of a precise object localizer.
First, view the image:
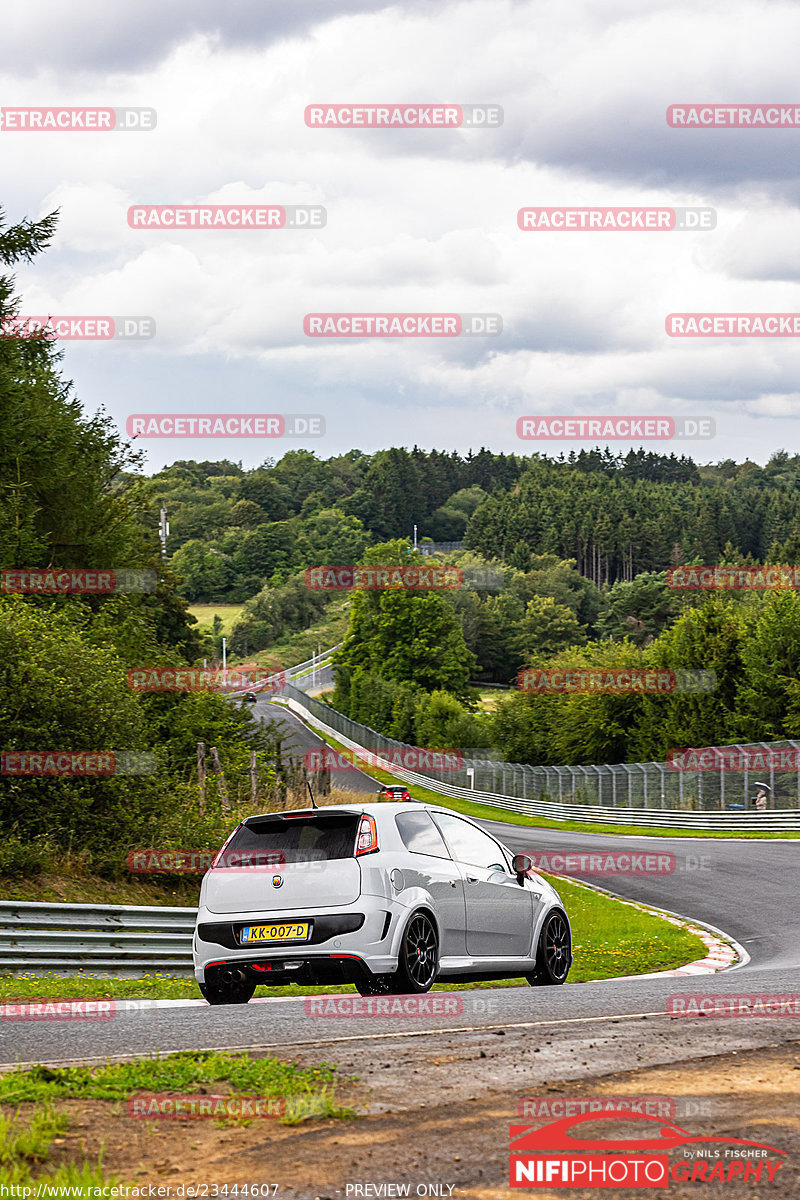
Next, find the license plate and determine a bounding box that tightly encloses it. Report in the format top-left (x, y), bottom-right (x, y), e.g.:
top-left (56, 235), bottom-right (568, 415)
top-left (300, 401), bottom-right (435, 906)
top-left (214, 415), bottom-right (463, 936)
top-left (240, 922), bottom-right (310, 944)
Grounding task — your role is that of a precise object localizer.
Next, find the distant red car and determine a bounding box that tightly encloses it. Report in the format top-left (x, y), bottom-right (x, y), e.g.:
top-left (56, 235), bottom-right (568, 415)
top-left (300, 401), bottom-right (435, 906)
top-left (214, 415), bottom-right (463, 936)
top-left (377, 784), bottom-right (411, 802)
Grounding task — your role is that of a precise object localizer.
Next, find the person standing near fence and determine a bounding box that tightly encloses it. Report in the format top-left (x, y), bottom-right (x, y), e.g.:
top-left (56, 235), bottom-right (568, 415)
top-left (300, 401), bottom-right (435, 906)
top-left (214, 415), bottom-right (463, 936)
top-left (751, 782), bottom-right (771, 811)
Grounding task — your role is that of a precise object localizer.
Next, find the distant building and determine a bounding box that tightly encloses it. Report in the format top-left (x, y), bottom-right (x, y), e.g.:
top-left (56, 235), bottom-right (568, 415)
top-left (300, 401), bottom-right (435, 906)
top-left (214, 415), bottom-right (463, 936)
top-left (418, 540), bottom-right (465, 556)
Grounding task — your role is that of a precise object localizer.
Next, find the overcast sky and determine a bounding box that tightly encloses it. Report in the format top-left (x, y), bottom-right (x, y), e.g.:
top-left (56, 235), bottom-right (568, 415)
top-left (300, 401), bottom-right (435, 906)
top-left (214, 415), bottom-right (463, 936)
top-left (4, 0), bottom-right (800, 471)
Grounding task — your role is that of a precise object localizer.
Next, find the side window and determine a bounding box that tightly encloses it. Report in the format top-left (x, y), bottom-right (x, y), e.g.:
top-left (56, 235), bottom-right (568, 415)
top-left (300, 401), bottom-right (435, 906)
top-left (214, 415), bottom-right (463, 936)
top-left (433, 814), bottom-right (509, 871)
top-left (395, 811), bottom-right (451, 859)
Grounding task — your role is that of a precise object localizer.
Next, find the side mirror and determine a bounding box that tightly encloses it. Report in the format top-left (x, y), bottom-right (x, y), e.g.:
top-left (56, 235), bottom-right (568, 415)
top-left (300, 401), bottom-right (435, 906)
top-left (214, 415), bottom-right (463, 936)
top-left (512, 853), bottom-right (533, 884)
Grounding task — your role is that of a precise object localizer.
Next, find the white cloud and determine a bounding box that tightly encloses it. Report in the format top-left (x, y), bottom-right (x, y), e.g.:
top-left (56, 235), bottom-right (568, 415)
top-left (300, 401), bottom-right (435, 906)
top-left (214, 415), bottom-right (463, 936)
top-left (4, 0), bottom-right (800, 466)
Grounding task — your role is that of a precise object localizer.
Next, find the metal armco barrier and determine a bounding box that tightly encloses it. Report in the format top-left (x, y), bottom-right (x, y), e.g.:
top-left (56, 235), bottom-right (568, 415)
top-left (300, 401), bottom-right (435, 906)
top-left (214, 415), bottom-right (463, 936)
top-left (227, 644), bottom-right (341, 697)
top-left (0, 901), bottom-right (196, 976)
top-left (284, 689), bottom-right (800, 831)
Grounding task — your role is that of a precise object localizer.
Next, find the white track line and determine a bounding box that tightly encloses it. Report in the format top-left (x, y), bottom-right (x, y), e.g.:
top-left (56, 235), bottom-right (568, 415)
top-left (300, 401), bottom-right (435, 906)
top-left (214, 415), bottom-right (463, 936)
top-left (0, 1010), bottom-right (669, 1071)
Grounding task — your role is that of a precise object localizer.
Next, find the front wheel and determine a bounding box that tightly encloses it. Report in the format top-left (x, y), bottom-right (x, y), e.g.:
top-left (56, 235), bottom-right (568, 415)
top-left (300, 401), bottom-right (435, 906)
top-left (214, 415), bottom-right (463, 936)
top-left (526, 909), bottom-right (571, 986)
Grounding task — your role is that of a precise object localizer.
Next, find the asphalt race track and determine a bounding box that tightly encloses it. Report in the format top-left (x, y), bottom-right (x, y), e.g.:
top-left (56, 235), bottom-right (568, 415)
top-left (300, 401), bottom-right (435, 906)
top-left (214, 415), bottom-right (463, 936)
top-left (2, 708), bottom-right (798, 1072)
top-left (259, 698), bottom-right (381, 795)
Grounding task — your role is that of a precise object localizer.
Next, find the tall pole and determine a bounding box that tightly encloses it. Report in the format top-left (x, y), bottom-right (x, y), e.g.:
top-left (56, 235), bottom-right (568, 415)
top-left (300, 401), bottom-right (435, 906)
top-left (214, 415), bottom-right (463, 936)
top-left (222, 636), bottom-right (227, 688)
top-left (197, 742), bottom-right (206, 814)
top-left (413, 524), bottom-right (418, 550)
top-left (159, 507), bottom-right (169, 558)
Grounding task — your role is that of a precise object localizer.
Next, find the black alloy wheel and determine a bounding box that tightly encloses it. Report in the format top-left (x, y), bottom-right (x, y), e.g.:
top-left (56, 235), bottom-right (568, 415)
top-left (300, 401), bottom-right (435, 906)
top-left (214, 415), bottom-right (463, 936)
top-left (526, 910), bottom-right (571, 986)
top-left (395, 911), bottom-right (439, 993)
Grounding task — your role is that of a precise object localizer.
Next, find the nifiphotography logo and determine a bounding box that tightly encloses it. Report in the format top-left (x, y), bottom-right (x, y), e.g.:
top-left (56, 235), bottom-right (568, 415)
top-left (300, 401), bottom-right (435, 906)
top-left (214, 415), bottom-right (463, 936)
top-left (509, 1111), bottom-right (785, 1188)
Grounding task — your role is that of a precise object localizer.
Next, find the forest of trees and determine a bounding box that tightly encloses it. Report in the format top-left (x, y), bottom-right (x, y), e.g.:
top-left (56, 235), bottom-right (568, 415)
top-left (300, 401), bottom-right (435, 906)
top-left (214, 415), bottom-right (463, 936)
top-left (0, 208), bottom-right (297, 875)
top-left (324, 536), bottom-right (800, 769)
top-left (142, 444), bottom-right (800, 602)
top-left (466, 452), bottom-right (800, 586)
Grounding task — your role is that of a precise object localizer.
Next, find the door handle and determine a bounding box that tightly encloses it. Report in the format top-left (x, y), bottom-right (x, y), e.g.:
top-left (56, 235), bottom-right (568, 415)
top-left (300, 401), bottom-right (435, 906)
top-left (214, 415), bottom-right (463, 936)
top-left (466, 876), bottom-right (478, 883)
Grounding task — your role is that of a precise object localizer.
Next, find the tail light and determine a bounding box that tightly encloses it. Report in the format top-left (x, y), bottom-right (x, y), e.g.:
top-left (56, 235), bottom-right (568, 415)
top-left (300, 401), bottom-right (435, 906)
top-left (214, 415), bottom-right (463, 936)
top-left (355, 814), bottom-right (379, 856)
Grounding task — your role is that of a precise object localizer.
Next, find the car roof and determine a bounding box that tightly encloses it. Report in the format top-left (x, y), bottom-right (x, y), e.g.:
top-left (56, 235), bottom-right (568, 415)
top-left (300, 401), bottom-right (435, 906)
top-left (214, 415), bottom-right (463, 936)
top-left (243, 801), bottom-right (455, 820)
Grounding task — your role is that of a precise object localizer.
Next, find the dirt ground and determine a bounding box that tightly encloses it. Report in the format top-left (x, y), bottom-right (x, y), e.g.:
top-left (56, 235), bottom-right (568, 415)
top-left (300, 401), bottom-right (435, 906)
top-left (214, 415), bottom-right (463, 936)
top-left (25, 1036), bottom-right (800, 1199)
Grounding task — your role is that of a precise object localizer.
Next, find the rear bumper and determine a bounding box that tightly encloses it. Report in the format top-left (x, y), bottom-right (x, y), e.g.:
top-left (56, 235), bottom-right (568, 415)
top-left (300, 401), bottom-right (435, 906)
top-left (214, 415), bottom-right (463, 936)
top-left (193, 901), bottom-right (399, 983)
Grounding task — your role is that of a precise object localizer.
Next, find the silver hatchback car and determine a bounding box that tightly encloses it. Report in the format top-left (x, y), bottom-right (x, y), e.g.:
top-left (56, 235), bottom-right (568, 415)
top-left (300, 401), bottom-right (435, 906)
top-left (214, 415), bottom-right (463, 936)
top-left (193, 802), bottom-right (572, 1004)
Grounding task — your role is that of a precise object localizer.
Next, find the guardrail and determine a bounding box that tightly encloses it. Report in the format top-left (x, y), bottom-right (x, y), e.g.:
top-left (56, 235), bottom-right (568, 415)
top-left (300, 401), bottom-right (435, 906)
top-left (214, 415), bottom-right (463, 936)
top-left (288, 643), bottom-right (341, 680)
top-left (0, 901), bottom-right (196, 976)
top-left (286, 689), bottom-right (800, 831)
top-left (226, 644), bottom-right (341, 698)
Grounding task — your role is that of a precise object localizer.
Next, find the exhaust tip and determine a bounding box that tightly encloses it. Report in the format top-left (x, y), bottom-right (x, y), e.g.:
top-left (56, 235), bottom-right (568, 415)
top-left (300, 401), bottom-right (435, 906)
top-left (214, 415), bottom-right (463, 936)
top-left (220, 966), bottom-right (247, 985)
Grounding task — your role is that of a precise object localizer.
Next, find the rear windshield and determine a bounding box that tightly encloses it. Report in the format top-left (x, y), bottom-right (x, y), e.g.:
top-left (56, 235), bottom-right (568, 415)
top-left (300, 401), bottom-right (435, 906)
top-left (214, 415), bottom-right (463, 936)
top-left (216, 813), bottom-right (360, 867)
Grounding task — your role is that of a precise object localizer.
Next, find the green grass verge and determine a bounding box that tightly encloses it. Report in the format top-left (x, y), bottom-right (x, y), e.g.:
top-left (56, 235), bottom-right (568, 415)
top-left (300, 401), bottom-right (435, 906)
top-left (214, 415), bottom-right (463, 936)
top-left (0, 1104), bottom-right (121, 1192)
top-left (308, 724), bottom-right (799, 838)
top-left (0, 1051), bottom-right (351, 1124)
top-left (0, 1105), bottom-right (67, 1164)
top-left (0, 872), bottom-right (201, 908)
top-left (234, 598), bottom-right (350, 674)
top-left (0, 1159), bottom-right (123, 1193)
top-left (187, 604), bottom-right (244, 635)
top-left (0, 1051), bottom-right (351, 1190)
top-left (0, 871), bottom-right (708, 1001)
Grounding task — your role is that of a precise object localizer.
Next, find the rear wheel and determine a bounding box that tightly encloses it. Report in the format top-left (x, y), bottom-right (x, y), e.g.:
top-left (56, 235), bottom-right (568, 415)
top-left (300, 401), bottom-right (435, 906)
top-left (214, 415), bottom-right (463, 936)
top-left (355, 912), bottom-right (439, 995)
top-left (199, 972), bottom-right (256, 1005)
top-left (526, 910), bottom-right (571, 986)
top-left (393, 911), bottom-right (439, 993)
